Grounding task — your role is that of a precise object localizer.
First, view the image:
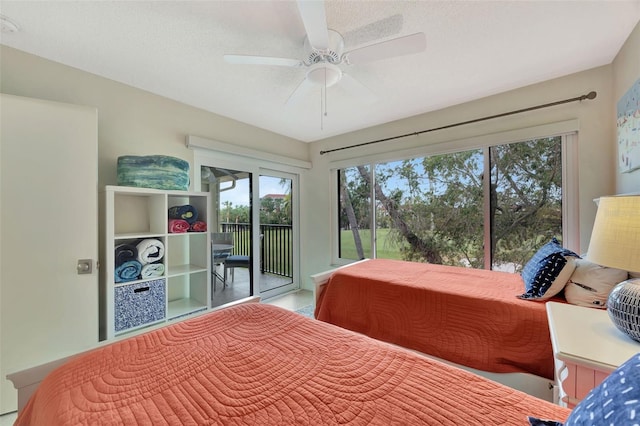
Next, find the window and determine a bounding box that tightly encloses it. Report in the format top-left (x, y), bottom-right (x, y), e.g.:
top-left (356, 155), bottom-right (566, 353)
top-left (338, 166), bottom-right (372, 260)
top-left (489, 137), bottom-right (563, 271)
top-left (337, 135), bottom-right (568, 271)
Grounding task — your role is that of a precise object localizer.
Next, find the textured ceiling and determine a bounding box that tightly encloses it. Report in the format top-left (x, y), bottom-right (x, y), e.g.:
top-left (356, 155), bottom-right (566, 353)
top-left (1, 1), bottom-right (639, 143)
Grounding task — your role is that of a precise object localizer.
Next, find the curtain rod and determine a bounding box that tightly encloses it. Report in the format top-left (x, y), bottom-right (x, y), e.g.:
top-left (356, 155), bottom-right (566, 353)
top-left (319, 91), bottom-right (597, 155)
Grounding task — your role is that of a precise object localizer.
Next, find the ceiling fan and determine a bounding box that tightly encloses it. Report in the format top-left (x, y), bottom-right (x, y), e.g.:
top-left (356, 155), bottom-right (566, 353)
top-left (223, 1), bottom-right (426, 106)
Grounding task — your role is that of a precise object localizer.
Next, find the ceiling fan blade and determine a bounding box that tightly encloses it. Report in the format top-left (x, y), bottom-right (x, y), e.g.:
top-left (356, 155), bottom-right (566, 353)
top-left (285, 77), bottom-right (316, 105)
top-left (343, 14), bottom-right (404, 48)
top-left (340, 74), bottom-right (377, 104)
top-left (223, 55), bottom-right (303, 68)
top-left (296, 0), bottom-right (329, 50)
top-left (345, 32), bottom-right (426, 65)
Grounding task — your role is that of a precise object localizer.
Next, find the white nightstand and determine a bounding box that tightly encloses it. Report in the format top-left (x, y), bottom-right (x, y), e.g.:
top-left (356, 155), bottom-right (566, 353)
top-left (546, 301), bottom-right (640, 408)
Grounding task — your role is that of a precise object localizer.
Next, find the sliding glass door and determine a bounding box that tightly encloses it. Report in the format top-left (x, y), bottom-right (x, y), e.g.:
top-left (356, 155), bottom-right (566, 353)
top-left (259, 172), bottom-right (297, 299)
top-left (195, 155), bottom-right (300, 306)
top-left (202, 166), bottom-right (253, 308)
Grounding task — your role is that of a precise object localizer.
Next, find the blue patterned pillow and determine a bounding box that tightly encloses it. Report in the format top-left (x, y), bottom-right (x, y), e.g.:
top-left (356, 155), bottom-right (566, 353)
top-left (565, 353), bottom-right (640, 425)
top-left (519, 238), bottom-right (580, 300)
top-left (527, 417), bottom-right (563, 426)
top-left (528, 353), bottom-right (640, 426)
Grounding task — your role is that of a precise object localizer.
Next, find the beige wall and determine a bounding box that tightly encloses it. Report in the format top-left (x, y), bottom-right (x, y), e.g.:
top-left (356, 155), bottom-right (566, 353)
top-left (612, 21), bottom-right (640, 194)
top-left (0, 46), bottom-right (309, 190)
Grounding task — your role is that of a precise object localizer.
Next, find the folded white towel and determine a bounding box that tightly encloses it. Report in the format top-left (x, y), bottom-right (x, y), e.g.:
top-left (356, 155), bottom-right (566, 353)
top-left (141, 262), bottom-right (165, 279)
top-left (136, 239), bottom-right (165, 265)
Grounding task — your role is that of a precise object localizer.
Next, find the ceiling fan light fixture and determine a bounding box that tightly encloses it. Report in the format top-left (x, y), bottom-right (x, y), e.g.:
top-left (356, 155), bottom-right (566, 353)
top-left (306, 63), bottom-right (342, 88)
top-left (304, 29), bottom-right (344, 64)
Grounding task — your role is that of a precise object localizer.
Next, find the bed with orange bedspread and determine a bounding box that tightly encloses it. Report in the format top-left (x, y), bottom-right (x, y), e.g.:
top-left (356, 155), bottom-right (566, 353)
top-left (315, 259), bottom-right (559, 381)
top-left (15, 303), bottom-right (569, 425)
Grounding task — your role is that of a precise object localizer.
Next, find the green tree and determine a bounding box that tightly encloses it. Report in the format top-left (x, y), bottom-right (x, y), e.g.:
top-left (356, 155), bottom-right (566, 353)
top-left (260, 196), bottom-right (291, 225)
top-left (488, 138), bottom-right (563, 269)
top-left (258, 178), bottom-right (293, 225)
top-left (341, 137), bottom-right (563, 269)
top-left (221, 204), bottom-right (249, 224)
top-left (340, 169), bottom-right (365, 259)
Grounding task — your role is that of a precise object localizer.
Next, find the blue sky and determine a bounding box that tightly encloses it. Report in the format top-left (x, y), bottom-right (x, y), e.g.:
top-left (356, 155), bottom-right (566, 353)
top-left (220, 175), bottom-right (289, 207)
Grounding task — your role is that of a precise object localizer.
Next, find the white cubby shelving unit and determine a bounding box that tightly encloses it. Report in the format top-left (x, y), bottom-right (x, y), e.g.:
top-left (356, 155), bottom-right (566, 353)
top-left (99, 185), bottom-right (211, 340)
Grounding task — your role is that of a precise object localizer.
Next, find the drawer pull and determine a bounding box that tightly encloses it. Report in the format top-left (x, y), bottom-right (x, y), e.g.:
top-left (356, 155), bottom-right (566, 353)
top-left (134, 286), bottom-right (150, 293)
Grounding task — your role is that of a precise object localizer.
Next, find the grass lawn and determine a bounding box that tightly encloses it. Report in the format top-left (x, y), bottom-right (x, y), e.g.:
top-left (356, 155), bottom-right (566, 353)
top-left (340, 228), bottom-right (404, 260)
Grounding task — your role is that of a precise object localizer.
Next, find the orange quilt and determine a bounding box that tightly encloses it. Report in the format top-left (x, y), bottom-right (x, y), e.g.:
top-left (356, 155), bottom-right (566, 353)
top-left (16, 304), bottom-right (569, 425)
top-left (315, 259), bottom-right (559, 380)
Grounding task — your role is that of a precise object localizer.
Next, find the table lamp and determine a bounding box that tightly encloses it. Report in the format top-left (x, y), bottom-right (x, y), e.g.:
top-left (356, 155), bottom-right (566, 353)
top-left (587, 195), bottom-right (640, 341)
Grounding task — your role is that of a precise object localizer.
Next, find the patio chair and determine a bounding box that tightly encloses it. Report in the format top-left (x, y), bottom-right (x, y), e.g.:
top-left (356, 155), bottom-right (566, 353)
top-left (224, 254), bottom-right (250, 284)
top-left (211, 232), bottom-right (233, 291)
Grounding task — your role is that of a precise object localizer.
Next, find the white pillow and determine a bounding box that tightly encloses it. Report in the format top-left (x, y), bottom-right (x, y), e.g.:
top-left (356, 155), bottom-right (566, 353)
top-left (564, 259), bottom-right (629, 308)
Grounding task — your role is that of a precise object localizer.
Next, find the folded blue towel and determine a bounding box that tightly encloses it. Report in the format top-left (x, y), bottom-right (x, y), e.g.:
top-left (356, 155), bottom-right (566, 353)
top-left (115, 243), bottom-right (138, 266)
top-left (168, 205), bottom-right (198, 225)
top-left (141, 262), bottom-right (165, 279)
top-left (115, 260), bottom-right (142, 283)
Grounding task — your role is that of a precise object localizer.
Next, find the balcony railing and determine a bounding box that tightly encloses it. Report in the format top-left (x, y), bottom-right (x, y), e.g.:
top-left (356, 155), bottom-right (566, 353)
top-left (221, 222), bottom-right (293, 278)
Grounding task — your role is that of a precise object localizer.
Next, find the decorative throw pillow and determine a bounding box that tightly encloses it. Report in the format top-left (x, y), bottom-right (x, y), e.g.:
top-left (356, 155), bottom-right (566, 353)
top-left (528, 353), bottom-right (640, 426)
top-left (564, 259), bottom-right (629, 308)
top-left (527, 417), bottom-right (563, 426)
top-left (518, 238), bottom-right (580, 300)
top-left (565, 353), bottom-right (640, 425)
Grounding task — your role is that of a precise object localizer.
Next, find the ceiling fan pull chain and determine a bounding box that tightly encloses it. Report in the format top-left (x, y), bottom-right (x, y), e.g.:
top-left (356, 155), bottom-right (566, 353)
top-left (324, 67), bottom-right (328, 118)
top-left (320, 87), bottom-right (324, 130)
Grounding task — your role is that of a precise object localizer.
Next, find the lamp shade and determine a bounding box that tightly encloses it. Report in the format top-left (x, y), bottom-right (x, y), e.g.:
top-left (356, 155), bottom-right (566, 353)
top-left (587, 195), bottom-right (640, 342)
top-left (587, 195), bottom-right (640, 273)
